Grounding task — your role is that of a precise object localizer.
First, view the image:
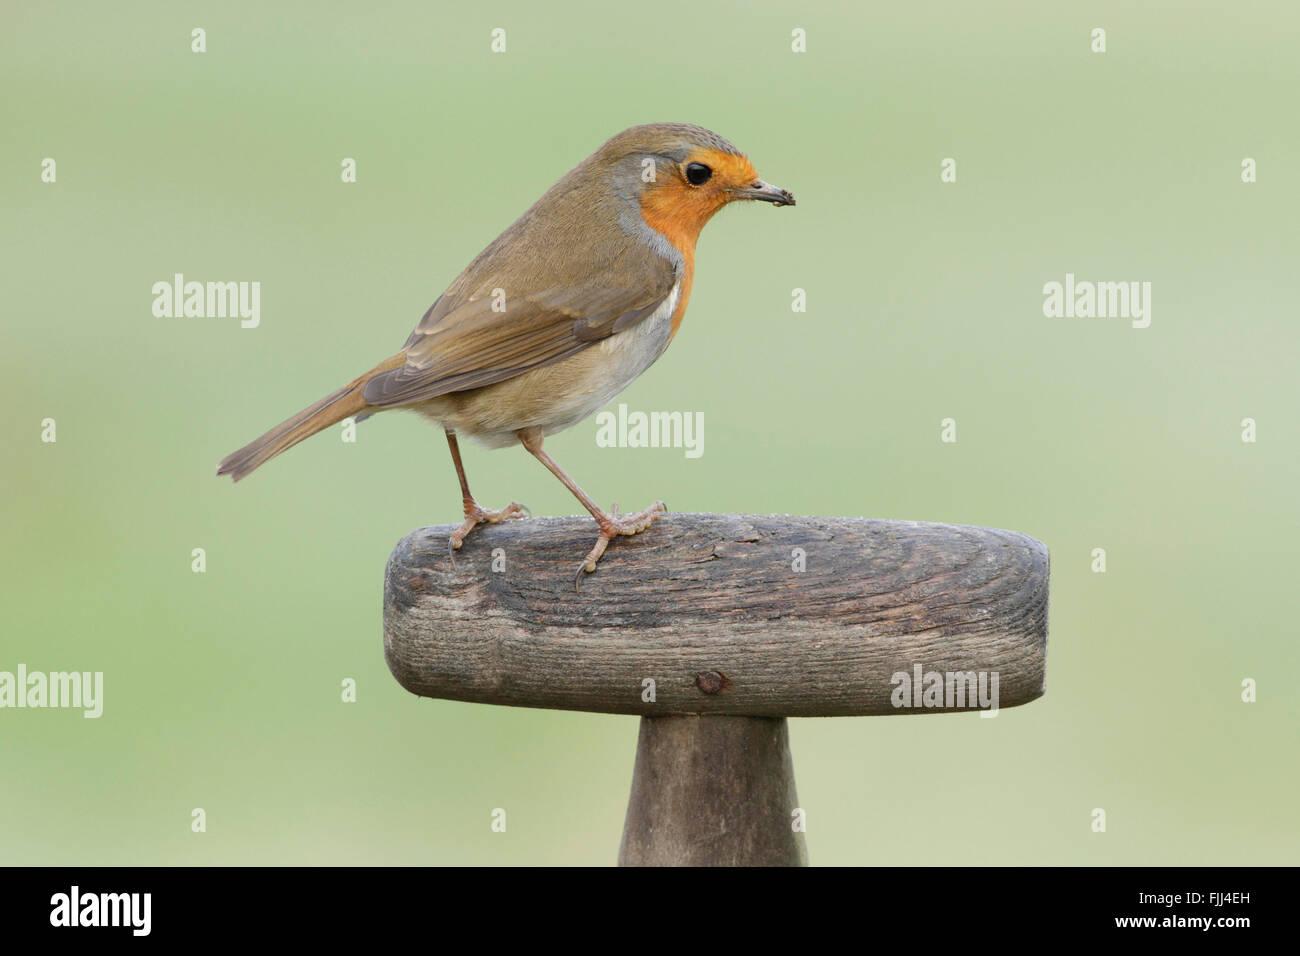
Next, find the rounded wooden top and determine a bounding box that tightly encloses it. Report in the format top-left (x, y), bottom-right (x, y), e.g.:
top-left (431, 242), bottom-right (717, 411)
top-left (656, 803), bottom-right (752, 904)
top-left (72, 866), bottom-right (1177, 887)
top-left (383, 514), bottom-right (1049, 717)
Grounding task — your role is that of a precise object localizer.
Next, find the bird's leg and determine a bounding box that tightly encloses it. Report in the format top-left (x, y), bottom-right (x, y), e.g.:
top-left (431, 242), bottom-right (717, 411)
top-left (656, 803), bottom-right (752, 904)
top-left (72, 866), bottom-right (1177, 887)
top-left (445, 430), bottom-right (529, 557)
top-left (517, 427), bottom-right (666, 588)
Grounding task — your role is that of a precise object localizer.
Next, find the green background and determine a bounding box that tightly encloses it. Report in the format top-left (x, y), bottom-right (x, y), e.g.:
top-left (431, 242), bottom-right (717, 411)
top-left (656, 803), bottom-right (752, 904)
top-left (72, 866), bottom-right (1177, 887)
top-left (3, 0), bottom-right (1296, 865)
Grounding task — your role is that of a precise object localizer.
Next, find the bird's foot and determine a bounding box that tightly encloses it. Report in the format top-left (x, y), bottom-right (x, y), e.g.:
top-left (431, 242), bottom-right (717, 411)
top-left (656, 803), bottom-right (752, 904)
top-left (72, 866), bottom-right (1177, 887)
top-left (574, 501), bottom-right (667, 590)
top-left (448, 499), bottom-right (530, 563)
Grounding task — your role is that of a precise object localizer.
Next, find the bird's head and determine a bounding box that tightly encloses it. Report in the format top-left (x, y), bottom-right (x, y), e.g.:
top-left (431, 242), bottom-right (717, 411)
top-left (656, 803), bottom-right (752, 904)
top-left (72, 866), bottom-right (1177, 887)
top-left (594, 123), bottom-right (795, 252)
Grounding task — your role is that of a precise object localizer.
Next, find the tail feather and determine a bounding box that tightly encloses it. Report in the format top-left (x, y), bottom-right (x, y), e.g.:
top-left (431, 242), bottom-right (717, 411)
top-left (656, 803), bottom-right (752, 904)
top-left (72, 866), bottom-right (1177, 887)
top-left (217, 354), bottom-right (404, 482)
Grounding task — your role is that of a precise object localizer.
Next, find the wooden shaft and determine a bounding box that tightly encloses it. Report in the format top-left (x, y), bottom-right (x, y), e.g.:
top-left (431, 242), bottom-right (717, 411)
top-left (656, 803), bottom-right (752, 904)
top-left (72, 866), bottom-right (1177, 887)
top-left (618, 715), bottom-right (807, 867)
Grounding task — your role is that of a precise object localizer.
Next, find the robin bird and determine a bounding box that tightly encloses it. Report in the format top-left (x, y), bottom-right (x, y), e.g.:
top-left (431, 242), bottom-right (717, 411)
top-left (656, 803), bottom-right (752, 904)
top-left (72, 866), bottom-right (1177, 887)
top-left (217, 122), bottom-right (794, 584)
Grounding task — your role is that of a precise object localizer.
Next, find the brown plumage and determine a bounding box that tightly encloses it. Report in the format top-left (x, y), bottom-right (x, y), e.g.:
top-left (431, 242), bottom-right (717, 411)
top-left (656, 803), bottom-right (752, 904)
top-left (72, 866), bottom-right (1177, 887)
top-left (218, 122), bottom-right (794, 583)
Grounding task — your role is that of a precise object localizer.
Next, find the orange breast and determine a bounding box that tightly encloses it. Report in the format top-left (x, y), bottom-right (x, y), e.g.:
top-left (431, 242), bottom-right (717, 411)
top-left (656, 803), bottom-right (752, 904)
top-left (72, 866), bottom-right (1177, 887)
top-left (639, 200), bottom-right (700, 341)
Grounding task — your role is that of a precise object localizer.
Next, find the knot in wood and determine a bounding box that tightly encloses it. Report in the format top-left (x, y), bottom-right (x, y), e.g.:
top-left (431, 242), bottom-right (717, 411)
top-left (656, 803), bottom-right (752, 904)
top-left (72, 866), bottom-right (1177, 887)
top-left (695, 671), bottom-right (726, 695)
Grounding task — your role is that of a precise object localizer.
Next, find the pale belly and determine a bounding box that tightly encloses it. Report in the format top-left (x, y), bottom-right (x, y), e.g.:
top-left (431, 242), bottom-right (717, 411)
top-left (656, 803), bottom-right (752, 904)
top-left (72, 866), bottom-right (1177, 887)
top-left (415, 282), bottom-right (680, 448)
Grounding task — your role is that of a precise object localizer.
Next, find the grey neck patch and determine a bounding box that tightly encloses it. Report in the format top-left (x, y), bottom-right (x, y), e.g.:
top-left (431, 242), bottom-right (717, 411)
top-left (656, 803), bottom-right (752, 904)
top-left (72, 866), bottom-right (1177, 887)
top-left (608, 153), bottom-right (685, 273)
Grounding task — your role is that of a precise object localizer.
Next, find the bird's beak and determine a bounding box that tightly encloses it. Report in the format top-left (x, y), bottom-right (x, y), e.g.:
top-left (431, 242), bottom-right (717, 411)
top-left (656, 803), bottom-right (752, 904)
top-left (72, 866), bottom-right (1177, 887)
top-left (736, 180), bottom-right (796, 207)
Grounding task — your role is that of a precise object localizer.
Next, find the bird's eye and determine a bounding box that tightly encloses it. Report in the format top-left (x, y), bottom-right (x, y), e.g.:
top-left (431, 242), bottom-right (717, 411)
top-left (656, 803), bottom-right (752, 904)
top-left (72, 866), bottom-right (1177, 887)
top-left (685, 162), bottom-right (712, 186)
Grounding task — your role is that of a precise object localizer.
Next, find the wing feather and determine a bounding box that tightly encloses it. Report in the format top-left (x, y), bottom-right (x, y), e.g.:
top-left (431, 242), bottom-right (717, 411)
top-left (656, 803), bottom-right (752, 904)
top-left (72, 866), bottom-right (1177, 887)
top-left (363, 250), bottom-right (677, 408)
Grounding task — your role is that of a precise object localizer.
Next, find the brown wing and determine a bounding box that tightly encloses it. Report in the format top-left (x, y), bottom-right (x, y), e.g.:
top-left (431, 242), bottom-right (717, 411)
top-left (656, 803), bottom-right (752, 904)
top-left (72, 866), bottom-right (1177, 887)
top-left (363, 246), bottom-right (677, 408)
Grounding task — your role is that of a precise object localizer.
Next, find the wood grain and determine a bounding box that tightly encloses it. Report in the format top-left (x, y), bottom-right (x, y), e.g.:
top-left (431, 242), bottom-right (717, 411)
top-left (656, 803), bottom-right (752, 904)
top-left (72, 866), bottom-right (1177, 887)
top-left (383, 513), bottom-right (1049, 717)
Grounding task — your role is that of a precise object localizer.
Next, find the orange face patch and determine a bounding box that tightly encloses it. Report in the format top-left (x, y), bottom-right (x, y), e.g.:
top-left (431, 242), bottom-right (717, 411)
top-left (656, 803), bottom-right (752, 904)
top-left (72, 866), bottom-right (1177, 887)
top-left (637, 148), bottom-right (762, 341)
top-left (638, 148), bottom-right (761, 254)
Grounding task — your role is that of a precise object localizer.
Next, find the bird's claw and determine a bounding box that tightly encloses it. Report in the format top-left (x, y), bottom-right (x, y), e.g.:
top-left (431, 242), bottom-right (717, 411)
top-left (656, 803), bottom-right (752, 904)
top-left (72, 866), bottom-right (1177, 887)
top-left (573, 501), bottom-right (667, 591)
top-left (447, 500), bottom-right (530, 568)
